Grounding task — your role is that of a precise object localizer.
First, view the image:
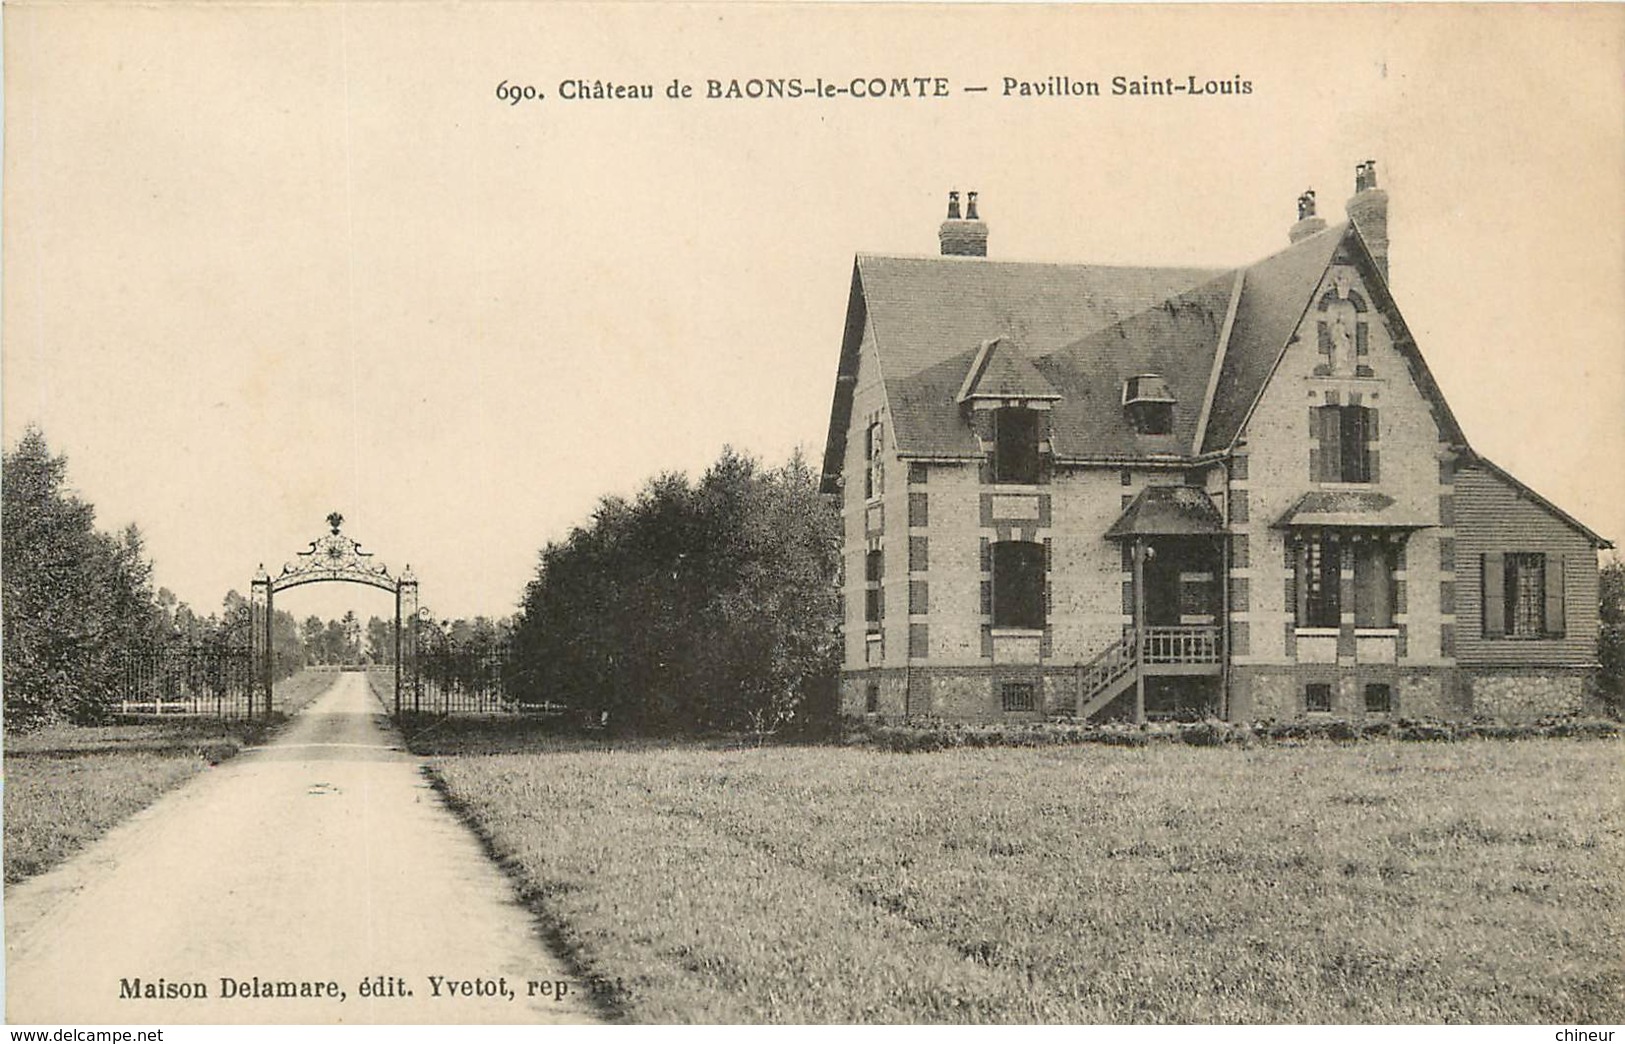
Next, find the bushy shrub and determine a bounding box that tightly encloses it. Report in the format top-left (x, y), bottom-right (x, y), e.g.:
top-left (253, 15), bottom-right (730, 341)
top-left (845, 714), bottom-right (1620, 753)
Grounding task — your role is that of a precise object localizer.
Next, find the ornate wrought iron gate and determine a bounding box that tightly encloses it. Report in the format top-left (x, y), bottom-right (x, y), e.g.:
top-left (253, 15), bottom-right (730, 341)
top-left (249, 513), bottom-right (417, 719)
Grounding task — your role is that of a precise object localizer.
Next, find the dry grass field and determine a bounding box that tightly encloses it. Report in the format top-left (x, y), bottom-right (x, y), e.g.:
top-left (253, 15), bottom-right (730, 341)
top-left (2, 670), bottom-right (338, 885)
top-left (429, 738), bottom-right (1625, 1023)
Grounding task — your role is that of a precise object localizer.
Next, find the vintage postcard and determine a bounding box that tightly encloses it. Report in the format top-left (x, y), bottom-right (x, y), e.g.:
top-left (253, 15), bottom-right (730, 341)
top-left (4, 2), bottom-right (1622, 1035)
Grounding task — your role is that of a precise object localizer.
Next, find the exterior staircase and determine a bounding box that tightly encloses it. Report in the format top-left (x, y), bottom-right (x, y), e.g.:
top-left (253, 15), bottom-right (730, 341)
top-left (1065, 625), bottom-right (1223, 721)
top-left (1070, 631), bottom-right (1140, 720)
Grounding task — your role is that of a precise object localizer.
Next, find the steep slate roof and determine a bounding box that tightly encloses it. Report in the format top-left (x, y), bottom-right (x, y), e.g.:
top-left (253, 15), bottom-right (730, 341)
top-left (854, 255), bottom-right (1229, 460)
top-left (1039, 273), bottom-right (1238, 459)
top-left (1200, 227), bottom-right (1345, 452)
top-left (820, 219), bottom-right (1605, 548)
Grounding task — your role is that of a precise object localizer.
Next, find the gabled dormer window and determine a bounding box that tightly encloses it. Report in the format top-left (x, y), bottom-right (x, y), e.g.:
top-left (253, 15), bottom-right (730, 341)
top-left (992, 407), bottom-right (1039, 484)
top-left (1123, 374), bottom-right (1175, 436)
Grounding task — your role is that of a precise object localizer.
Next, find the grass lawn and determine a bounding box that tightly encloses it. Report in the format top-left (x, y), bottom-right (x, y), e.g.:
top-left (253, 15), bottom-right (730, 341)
top-left (429, 738), bottom-right (1625, 1023)
top-left (3, 670), bottom-right (339, 885)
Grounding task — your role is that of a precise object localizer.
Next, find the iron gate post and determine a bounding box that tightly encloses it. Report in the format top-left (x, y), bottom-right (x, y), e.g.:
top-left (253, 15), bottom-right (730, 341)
top-left (394, 582), bottom-right (403, 718)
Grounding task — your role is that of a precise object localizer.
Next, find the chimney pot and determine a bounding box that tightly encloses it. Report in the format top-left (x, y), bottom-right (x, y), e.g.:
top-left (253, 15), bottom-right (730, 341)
top-left (1289, 187), bottom-right (1326, 244)
top-left (938, 189), bottom-right (988, 257)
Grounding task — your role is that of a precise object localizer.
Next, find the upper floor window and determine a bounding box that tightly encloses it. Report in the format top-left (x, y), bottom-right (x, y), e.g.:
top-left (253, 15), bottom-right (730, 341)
top-left (864, 420), bottom-right (884, 499)
top-left (992, 540), bottom-right (1045, 629)
top-left (1483, 551), bottom-right (1565, 639)
top-left (993, 407), bottom-right (1039, 485)
top-left (1123, 374), bottom-right (1176, 436)
top-left (1315, 405), bottom-right (1374, 483)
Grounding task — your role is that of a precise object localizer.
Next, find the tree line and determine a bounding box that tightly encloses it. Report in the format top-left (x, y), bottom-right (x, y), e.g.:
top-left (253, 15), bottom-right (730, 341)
top-left (0, 428), bottom-right (450, 731)
top-left (507, 446), bottom-right (841, 734)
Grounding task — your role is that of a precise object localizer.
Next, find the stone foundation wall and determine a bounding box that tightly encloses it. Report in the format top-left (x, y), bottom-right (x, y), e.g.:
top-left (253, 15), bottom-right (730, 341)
top-left (1232, 666), bottom-right (1460, 721)
top-left (1468, 672), bottom-right (1585, 721)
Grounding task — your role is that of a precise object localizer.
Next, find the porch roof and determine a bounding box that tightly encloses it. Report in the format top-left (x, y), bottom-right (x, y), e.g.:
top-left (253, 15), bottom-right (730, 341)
top-left (1272, 490), bottom-right (1433, 530)
top-left (1105, 486), bottom-right (1226, 540)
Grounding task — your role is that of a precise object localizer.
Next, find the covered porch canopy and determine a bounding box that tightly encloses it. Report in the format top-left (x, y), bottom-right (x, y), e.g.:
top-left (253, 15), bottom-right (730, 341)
top-left (1104, 485), bottom-right (1226, 540)
top-left (1271, 490), bottom-right (1432, 531)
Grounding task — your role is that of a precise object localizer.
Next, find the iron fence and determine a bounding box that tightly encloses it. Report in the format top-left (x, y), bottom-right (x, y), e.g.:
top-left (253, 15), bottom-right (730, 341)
top-left (120, 646), bottom-right (256, 719)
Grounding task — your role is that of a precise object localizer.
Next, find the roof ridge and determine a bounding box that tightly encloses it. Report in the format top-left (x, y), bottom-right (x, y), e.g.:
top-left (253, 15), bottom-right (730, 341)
top-left (856, 251), bottom-right (1229, 274)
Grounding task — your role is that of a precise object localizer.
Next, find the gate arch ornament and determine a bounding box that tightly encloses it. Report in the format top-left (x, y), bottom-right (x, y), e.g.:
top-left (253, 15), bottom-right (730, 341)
top-left (249, 513), bottom-right (417, 718)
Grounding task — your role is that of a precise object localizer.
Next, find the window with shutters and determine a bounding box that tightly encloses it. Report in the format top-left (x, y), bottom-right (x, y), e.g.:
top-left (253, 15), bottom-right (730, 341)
top-left (1481, 551), bottom-right (1566, 639)
top-left (992, 540), bottom-right (1045, 629)
top-left (1315, 405), bottom-right (1375, 483)
top-left (993, 407), bottom-right (1040, 484)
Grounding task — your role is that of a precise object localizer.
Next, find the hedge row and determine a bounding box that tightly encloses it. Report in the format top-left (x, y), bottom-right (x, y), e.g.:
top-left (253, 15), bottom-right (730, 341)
top-left (847, 717), bottom-right (1624, 753)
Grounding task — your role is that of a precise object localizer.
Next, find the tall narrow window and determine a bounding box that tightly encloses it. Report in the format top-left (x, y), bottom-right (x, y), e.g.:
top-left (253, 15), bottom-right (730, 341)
top-left (1317, 405), bottom-right (1374, 483)
top-left (864, 421), bottom-right (884, 500)
top-left (993, 407), bottom-right (1039, 485)
top-left (1353, 540), bottom-right (1396, 628)
top-left (1506, 553), bottom-right (1545, 637)
top-left (864, 548), bottom-right (884, 632)
top-left (1297, 534), bottom-right (1341, 628)
top-left (992, 541), bottom-right (1045, 629)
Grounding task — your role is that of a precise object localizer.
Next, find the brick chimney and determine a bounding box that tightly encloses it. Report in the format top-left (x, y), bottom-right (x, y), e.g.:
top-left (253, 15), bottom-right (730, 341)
top-left (939, 190), bottom-right (988, 257)
top-left (1289, 188), bottom-right (1327, 244)
top-left (1345, 160), bottom-right (1389, 282)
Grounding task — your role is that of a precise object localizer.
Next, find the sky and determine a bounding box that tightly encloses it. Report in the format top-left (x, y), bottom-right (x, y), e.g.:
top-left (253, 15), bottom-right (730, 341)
top-left (5, 3), bottom-right (1623, 623)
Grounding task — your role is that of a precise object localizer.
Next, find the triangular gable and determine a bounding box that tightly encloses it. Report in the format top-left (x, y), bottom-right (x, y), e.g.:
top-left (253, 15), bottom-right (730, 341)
top-left (1470, 458), bottom-right (1613, 548)
top-left (1201, 222), bottom-right (1470, 455)
top-left (956, 336), bottom-right (1061, 404)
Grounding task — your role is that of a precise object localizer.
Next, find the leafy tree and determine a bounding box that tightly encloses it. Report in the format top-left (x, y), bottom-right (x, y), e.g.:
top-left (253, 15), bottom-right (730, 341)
top-left (270, 608), bottom-right (306, 679)
top-left (509, 445), bottom-right (840, 735)
top-left (2, 428), bottom-right (166, 730)
top-left (302, 616), bottom-right (327, 664)
top-left (1598, 556), bottom-right (1624, 717)
top-left (365, 615), bottom-right (395, 665)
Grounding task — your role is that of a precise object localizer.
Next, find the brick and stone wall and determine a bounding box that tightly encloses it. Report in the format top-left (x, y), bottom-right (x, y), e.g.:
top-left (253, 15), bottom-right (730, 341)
top-left (1230, 253), bottom-right (1454, 679)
